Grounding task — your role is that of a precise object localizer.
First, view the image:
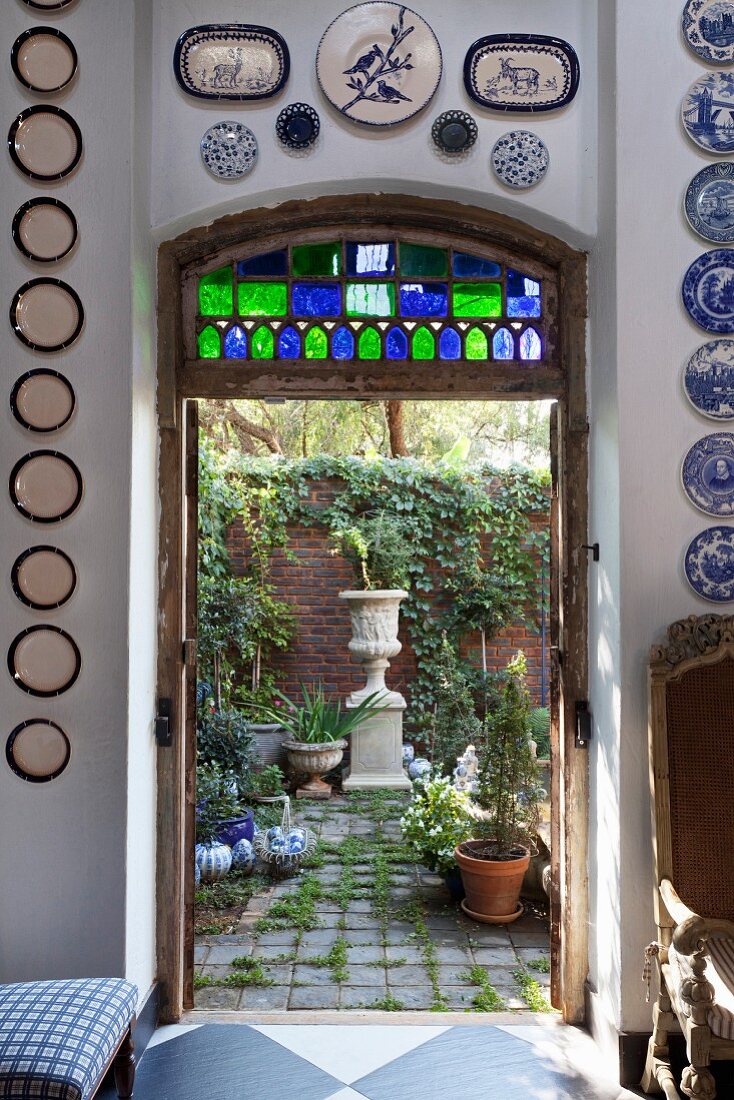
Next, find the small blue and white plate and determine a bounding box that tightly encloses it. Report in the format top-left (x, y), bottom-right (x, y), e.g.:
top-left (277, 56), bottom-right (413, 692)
top-left (201, 120), bottom-right (258, 179)
top-left (685, 525), bottom-right (734, 601)
top-left (685, 163), bottom-right (734, 244)
top-left (682, 432), bottom-right (734, 515)
top-left (684, 339), bottom-right (734, 419)
top-left (682, 249), bottom-right (734, 333)
top-left (491, 130), bottom-right (549, 189)
top-left (682, 0), bottom-right (734, 64)
top-left (682, 72), bottom-right (734, 155)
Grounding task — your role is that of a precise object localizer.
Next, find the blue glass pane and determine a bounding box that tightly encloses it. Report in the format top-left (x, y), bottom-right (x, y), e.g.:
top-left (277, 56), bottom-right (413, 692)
top-left (292, 283), bottom-right (342, 316)
top-left (331, 325), bottom-right (354, 359)
top-left (346, 242), bottom-right (395, 276)
top-left (386, 327), bottom-right (408, 359)
top-left (224, 325), bottom-right (248, 359)
top-left (399, 283), bottom-right (448, 317)
top-left (507, 269), bottom-right (541, 317)
top-left (278, 325), bottom-right (301, 359)
top-left (520, 327), bottom-right (542, 361)
top-left (237, 250), bottom-right (288, 276)
top-left (452, 252), bottom-right (502, 278)
top-left (493, 328), bottom-right (514, 360)
top-left (439, 327), bottom-right (461, 360)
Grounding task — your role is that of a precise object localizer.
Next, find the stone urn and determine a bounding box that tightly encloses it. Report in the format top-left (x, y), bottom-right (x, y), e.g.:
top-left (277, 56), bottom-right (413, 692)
top-left (283, 738), bottom-right (347, 800)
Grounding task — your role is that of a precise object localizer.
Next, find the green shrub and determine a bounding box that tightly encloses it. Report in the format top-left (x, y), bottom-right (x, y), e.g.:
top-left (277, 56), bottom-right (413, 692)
top-left (197, 708), bottom-right (259, 796)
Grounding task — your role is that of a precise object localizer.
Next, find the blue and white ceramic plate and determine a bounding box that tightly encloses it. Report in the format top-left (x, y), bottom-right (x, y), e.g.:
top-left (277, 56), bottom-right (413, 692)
top-left (684, 339), bottom-right (734, 419)
top-left (682, 432), bottom-right (734, 515)
top-left (682, 72), bottom-right (734, 155)
top-left (685, 163), bottom-right (734, 244)
top-left (491, 130), bottom-right (549, 189)
top-left (464, 34), bottom-right (580, 113)
top-left (682, 249), bottom-right (734, 333)
top-left (200, 121), bottom-right (258, 179)
top-left (175, 24), bottom-right (290, 101)
top-left (685, 525), bottom-right (734, 601)
top-left (316, 2), bottom-right (442, 127)
top-left (682, 1), bottom-right (734, 64)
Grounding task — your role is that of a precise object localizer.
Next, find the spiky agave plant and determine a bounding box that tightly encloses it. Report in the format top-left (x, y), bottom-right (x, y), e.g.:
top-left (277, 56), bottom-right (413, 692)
top-left (258, 681), bottom-right (388, 744)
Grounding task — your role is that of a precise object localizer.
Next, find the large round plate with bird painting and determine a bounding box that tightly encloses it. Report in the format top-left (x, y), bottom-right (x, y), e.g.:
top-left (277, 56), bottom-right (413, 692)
top-left (316, 2), bottom-right (442, 127)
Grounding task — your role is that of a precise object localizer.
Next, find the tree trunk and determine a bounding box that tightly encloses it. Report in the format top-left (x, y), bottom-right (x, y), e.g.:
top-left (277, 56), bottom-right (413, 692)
top-left (385, 400), bottom-right (408, 457)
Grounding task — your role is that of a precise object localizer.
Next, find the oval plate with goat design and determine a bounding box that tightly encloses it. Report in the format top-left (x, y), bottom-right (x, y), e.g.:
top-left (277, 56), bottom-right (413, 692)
top-left (464, 34), bottom-right (580, 113)
top-left (174, 24), bottom-right (290, 101)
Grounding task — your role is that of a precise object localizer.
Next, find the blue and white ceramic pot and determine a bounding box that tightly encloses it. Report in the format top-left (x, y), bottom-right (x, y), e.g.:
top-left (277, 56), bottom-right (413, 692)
top-left (408, 757), bottom-right (431, 781)
top-left (402, 744), bottom-right (415, 765)
top-left (231, 837), bottom-right (256, 875)
top-left (194, 861), bottom-right (201, 887)
top-left (215, 808), bottom-right (255, 848)
top-left (196, 841), bottom-right (232, 882)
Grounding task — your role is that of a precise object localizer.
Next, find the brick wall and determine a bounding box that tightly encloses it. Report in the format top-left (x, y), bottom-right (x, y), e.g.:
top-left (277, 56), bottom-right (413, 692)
top-left (226, 479), bottom-right (550, 709)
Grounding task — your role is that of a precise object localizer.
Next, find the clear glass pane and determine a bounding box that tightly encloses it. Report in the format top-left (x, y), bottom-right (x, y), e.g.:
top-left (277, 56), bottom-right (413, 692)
top-left (237, 250), bottom-right (288, 277)
top-left (305, 326), bottom-right (328, 359)
top-left (224, 324), bottom-right (247, 359)
top-left (332, 326), bottom-right (355, 359)
top-left (346, 242), bottom-right (395, 276)
top-left (399, 242), bottom-right (448, 277)
top-left (452, 252), bottom-right (502, 278)
top-left (292, 242), bottom-right (341, 277)
top-left (493, 327), bottom-right (514, 360)
top-left (278, 326), bottom-right (301, 358)
top-left (197, 324), bottom-right (221, 359)
top-left (439, 327), bottom-right (461, 360)
top-left (386, 327), bottom-right (408, 359)
top-left (292, 283), bottom-right (342, 316)
top-left (346, 283), bottom-right (395, 317)
top-left (507, 269), bottom-right (541, 318)
top-left (453, 283), bottom-right (502, 318)
top-left (238, 282), bottom-right (287, 317)
top-left (519, 327), bottom-right (542, 360)
top-left (412, 325), bottom-right (435, 360)
top-left (466, 326), bottom-right (489, 360)
top-left (199, 265), bottom-right (233, 316)
top-left (400, 282), bottom-right (448, 317)
top-left (358, 326), bottom-right (381, 359)
top-left (251, 325), bottom-right (274, 359)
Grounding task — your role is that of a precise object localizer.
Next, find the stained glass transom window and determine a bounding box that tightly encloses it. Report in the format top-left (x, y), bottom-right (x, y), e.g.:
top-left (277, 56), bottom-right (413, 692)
top-left (195, 241), bottom-right (544, 364)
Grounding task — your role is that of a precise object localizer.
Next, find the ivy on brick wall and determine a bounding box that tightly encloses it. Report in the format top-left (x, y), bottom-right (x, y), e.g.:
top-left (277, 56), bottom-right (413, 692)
top-left (199, 438), bottom-right (550, 727)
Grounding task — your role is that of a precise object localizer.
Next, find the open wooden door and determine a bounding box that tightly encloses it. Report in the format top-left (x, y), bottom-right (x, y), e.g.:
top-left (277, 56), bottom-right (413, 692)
top-left (182, 400), bottom-right (199, 1010)
top-left (548, 401), bottom-right (562, 1008)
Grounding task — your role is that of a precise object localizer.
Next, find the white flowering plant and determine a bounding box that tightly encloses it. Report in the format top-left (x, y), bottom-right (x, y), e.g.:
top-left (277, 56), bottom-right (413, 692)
top-left (400, 775), bottom-right (474, 875)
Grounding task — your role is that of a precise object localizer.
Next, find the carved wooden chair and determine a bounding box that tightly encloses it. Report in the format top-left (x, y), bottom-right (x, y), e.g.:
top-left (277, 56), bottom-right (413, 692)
top-left (642, 615), bottom-right (734, 1100)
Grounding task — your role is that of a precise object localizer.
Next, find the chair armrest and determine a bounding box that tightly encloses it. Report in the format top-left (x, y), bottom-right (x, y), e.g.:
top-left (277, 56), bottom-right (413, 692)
top-left (660, 878), bottom-right (734, 956)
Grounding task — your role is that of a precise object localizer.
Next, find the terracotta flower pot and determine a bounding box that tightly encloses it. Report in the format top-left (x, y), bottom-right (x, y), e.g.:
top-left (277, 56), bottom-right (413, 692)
top-left (455, 841), bottom-right (530, 924)
top-left (284, 738), bottom-right (347, 800)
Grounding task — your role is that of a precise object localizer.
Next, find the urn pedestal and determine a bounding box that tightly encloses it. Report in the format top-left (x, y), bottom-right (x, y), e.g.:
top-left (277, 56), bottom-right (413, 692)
top-left (339, 589), bottom-right (411, 791)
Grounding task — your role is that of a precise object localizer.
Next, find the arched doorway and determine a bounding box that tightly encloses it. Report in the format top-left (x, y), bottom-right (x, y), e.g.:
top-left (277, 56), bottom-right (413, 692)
top-left (155, 193), bottom-right (588, 1025)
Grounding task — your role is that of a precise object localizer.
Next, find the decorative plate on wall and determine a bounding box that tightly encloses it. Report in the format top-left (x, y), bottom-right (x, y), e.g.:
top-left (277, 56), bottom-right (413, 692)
top-left (174, 24), bottom-right (289, 101)
top-left (11, 369), bottom-right (76, 432)
top-left (491, 130), bottom-right (549, 189)
top-left (276, 103), bottom-right (320, 149)
top-left (12, 198), bottom-right (78, 262)
top-left (683, 1), bottom-right (734, 64)
top-left (12, 545), bottom-right (76, 610)
top-left (463, 34), bottom-right (579, 113)
top-left (682, 432), bottom-right (734, 515)
top-left (10, 278), bottom-right (84, 352)
top-left (10, 450), bottom-right (83, 523)
top-left (682, 72), bottom-right (734, 155)
top-left (685, 525), bottom-right (734, 600)
top-left (11, 26), bottom-right (78, 92)
top-left (685, 163), bottom-right (734, 244)
top-left (8, 105), bottom-right (82, 181)
top-left (684, 339), bottom-right (734, 418)
top-left (316, 2), bottom-right (442, 127)
top-left (8, 625), bottom-right (81, 697)
top-left (431, 110), bottom-right (477, 154)
top-left (683, 249), bottom-right (734, 333)
top-left (6, 719), bottom-right (71, 783)
top-left (20, 0), bottom-right (78, 9)
top-left (200, 121), bottom-right (258, 179)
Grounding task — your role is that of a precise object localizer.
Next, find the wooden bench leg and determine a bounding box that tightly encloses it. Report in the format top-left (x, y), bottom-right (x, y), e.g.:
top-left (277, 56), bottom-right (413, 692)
top-left (113, 1026), bottom-right (135, 1099)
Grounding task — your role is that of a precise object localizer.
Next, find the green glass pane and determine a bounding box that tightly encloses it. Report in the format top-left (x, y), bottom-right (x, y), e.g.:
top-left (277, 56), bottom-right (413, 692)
top-left (466, 326), bottom-right (489, 360)
top-left (453, 282), bottom-right (502, 318)
top-left (237, 282), bottom-right (287, 316)
top-left (346, 283), bottom-right (395, 317)
top-left (292, 242), bottom-right (341, 277)
top-left (400, 243), bottom-right (448, 277)
top-left (358, 327), bottom-right (381, 359)
top-left (199, 265), bottom-right (233, 316)
top-left (305, 326), bottom-right (328, 359)
top-left (251, 325), bottom-right (274, 359)
top-left (412, 325), bottom-right (435, 360)
top-left (197, 324), bottom-right (221, 359)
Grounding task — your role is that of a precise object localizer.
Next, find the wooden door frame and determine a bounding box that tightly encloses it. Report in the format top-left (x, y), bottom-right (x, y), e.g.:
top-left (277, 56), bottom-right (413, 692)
top-left (155, 193), bottom-right (589, 1024)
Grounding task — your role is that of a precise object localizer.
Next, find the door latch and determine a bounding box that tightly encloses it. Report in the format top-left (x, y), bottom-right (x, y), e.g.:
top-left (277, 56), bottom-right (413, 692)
top-left (155, 697), bottom-right (173, 747)
top-left (575, 700), bottom-right (592, 748)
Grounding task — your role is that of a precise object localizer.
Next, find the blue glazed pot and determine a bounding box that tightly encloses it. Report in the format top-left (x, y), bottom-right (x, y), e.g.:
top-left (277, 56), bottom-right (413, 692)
top-left (215, 808), bottom-right (255, 847)
top-left (443, 866), bottom-right (466, 902)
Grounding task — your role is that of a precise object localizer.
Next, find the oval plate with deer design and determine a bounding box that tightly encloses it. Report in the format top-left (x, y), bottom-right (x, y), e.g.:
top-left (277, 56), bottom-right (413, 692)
top-left (316, 2), bottom-right (442, 127)
top-left (174, 24), bottom-right (290, 101)
top-left (464, 34), bottom-right (580, 113)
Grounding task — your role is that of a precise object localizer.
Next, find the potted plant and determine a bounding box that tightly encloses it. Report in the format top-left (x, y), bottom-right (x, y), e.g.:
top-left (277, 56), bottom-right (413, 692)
top-left (248, 764), bottom-right (286, 802)
top-left (455, 652), bottom-right (543, 923)
top-left (195, 761), bottom-right (240, 882)
top-left (196, 706), bottom-right (258, 845)
top-left (400, 775), bottom-right (474, 899)
top-left (258, 682), bottom-right (388, 799)
top-left (428, 636), bottom-right (483, 779)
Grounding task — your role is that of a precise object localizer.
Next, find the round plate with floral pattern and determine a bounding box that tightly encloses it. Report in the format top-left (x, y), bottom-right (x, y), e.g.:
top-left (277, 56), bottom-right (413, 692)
top-left (200, 120), bottom-right (258, 178)
top-left (682, 432), bottom-right (734, 515)
top-left (683, 1), bottom-right (734, 63)
top-left (685, 525), bottom-right (734, 600)
top-left (684, 339), bottom-right (734, 419)
top-left (491, 130), bottom-right (549, 189)
top-left (685, 163), bottom-right (734, 244)
top-left (682, 249), bottom-right (734, 333)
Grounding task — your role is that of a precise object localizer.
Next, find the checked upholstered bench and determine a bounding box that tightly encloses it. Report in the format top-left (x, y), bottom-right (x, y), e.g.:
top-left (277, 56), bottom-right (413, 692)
top-left (0, 978), bottom-right (137, 1099)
